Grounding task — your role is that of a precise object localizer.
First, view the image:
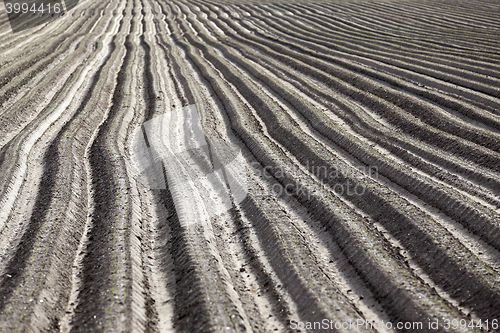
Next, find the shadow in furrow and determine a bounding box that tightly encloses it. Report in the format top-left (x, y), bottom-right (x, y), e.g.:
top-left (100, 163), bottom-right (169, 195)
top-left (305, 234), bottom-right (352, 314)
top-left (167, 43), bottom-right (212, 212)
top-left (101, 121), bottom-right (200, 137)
top-left (140, 11), bottom-right (156, 121)
top-left (0, 143), bottom-right (9, 178)
top-left (153, 173), bottom-right (213, 333)
top-left (141, 8), bottom-right (225, 330)
top-left (139, 9), bottom-right (161, 331)
top-left (70, 34), bottom-right (132, 333)
top-left (0, 138), bottom-right (58, 314)
top-left (140, 8), bottom-right (213, 328)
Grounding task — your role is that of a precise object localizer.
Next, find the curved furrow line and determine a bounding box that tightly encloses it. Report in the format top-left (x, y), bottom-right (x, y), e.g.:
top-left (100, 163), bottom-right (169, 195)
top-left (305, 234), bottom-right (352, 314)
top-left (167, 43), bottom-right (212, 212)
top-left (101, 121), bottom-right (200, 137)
top-left (151, 3), bottom-right (293, 331)
top-left (0, 7), bottom-right (106, 121)
top-left (1, 0), bottom-right (500, 331)
top-left (64, 2), bottom-right (146, 331)
top-left (174, 1), bottom-right (500, 322)
top-left (374, 0), bottom-right (500, 30)
top-left (200, 29), bottom-right (500, 212)
top-left (167, 3), bottom-right (481, 328)
top-left (0, 1), bottom-right (128, 331)
top-left (290, 2), bottom-right (500, 57)
top-left (0, 3), bottom-right (114, 144)
top-left (318, 1), bottom-right (500, 41)
top-left (141, 7), bottom-right (221, 332)
top-left (245, 4), bottom-right (500, 104)
top-left (251, 5), bottom-right (500, 118)
top-left (151, 4), bottom-right (300, 330)
top-left (151, 13), bottom-right (238, 333)
top-left (70, 0), bottom-right (140, 330)
top-left (283, 2), bottom-right (500, 80)
top-left (353, 2), bottom-right (500, 36)
top-left (0, 0), bottom-right (123, 247)
top-left (188, 2), bottom-right (500, 260)
top-left (192, 3), bottom-right (500, 192)
top-left (168, 24), bottom-right (460, 333)
top-left (284, 2), bottom-right (500, 66)
top-left (269, 18), bottom-right (500, 90)
top-left (124, 2), bottom-right (169, 332)
top-left (0, 1), bottom-right (99, 94)
top-left (197, 5), bottom-right (500, 177)
top-left (199, 0), bottom-right (500, 252)
top-left (163, 2), bottom-right (379, 329)
top-left (0, 5), bottom-right (78, 56)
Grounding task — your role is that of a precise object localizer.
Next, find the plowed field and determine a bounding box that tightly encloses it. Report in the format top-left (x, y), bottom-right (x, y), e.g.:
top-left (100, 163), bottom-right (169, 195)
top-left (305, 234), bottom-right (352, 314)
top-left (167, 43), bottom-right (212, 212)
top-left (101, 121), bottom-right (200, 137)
top-left (1, 0), bottom-right (500, 332)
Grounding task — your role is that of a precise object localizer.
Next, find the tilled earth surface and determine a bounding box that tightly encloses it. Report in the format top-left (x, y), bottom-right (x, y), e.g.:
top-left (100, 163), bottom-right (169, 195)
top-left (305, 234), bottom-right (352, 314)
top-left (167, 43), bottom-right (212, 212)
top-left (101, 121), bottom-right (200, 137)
top-left (1, 0), bottom-right (500, 332)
